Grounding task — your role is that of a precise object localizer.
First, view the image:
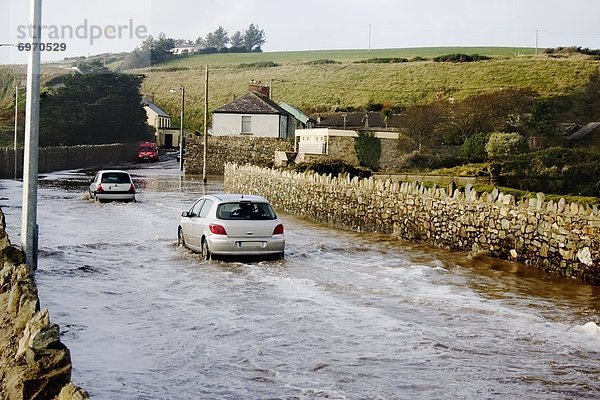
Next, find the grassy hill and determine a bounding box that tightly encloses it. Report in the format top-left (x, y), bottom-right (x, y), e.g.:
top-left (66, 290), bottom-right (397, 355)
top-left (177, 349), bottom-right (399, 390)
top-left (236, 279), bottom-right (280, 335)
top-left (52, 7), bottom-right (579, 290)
top-left (136, 47), bottom-right (600, 130)
top-left (1, 47), bottom-right (599, 135)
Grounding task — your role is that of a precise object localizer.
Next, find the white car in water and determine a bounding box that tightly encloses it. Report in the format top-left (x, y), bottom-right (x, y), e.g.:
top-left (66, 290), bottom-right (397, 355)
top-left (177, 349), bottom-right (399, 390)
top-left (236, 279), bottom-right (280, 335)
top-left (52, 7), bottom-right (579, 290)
top-left (177, 194), bottom-right (285, 260)
top-left (88, 170), bottom-right (136, 203)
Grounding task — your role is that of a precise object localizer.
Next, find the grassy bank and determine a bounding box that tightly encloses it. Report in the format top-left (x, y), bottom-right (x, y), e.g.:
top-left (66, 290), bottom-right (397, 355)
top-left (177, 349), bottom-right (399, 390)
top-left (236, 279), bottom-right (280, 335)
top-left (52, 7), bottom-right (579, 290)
top-left (135, 48), bottom-right (599, 129)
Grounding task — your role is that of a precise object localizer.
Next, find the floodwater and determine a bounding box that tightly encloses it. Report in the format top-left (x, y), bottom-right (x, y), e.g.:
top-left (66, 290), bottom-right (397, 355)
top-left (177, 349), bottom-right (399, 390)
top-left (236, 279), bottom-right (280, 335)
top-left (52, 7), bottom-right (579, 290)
top-left (0, 159), bottom-right (599, 400)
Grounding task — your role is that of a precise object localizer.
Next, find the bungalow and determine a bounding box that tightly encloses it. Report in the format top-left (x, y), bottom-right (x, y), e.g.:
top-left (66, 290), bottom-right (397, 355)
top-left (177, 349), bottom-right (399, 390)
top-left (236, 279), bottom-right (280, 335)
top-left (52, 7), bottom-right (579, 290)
top-left (142, 99), bottom-right (180, 148)
top-left (212, 85), bottom-right (295, 139)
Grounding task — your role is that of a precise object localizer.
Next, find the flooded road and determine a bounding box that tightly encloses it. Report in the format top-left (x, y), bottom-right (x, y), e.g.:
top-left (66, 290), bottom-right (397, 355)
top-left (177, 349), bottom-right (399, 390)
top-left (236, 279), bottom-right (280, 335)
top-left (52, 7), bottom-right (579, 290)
top-left (1, 159), bottom-right (599, 399)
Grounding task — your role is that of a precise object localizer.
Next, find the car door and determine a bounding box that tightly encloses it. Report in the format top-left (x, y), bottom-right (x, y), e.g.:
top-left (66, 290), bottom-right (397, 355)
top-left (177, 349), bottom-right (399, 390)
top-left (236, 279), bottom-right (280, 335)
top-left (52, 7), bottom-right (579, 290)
top-left (193, 199), bottom-right (214, 245)
top-left (181, 199), bottom-right (205, 249)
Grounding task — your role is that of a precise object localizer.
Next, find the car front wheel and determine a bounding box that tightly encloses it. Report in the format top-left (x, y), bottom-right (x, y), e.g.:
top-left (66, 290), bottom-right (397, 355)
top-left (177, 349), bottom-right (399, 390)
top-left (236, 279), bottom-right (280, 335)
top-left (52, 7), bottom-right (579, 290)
top-left (201, 239), bottom-right (211, 261)
top-left (177, 228), bottom-right (186, 247)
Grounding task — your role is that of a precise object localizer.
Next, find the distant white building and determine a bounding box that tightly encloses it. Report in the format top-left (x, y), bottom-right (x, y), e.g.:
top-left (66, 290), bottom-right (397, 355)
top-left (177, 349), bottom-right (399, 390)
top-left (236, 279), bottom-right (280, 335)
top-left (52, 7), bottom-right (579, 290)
top-left (171, 45), bottom-right (201, 55)
top-left (295, 128), bottom-right (399, 154)
top-left (142, 99), bottom-right (180, 148)
top-left (212, 85), bottom-right (295, 139)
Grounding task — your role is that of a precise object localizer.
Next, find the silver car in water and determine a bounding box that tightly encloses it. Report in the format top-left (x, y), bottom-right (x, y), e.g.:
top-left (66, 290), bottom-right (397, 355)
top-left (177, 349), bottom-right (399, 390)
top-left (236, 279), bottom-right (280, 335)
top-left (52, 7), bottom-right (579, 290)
top-left (88, 170), bottom-right (136, 203)
top-left (177, 194), bottom-right (285, 260)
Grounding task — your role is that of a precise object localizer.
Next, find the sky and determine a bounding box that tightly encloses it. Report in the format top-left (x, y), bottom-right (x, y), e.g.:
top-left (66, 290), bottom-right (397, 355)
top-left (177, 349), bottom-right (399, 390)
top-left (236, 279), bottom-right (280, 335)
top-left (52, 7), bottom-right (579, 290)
top-left (2, 0), bottom-right (600, 64)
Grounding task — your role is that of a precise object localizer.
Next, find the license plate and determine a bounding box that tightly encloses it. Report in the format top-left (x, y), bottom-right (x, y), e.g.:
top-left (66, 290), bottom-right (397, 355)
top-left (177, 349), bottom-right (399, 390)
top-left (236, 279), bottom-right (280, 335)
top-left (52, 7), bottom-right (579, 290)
top-left (236, 241), bottom-right (265, 248)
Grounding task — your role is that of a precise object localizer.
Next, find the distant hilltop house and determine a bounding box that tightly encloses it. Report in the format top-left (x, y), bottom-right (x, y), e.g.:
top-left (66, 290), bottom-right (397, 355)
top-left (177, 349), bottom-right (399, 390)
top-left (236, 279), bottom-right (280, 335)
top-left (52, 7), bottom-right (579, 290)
top-left (211, 82), bottom-right (296, 139)
top-left (171, 44), bottom-right (202, 55)
top-left (142, 98), bottom-right (181, 148)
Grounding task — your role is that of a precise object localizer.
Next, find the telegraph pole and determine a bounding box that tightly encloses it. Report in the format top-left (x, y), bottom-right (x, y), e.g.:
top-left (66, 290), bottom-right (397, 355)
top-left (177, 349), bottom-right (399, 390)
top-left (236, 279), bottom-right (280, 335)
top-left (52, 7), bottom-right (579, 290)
top-left (14, 84), bottom-right (18, 180)
top-left (179, 86), bottom-right (185, 172)
top-left (21, 0), bottom-right (42, 271)
top-left (203, 66), bottom-right (209, 184)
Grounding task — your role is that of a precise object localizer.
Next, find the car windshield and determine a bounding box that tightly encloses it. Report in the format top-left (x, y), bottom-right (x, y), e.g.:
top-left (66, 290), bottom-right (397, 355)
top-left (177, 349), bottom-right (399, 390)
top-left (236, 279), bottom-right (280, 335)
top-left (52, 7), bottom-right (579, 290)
top-left (139, 146), bottom-right (155, 152)
top-left (217, 202), bottom-right (276, 220)
top-left (101, 172), bottom-right (131, 184)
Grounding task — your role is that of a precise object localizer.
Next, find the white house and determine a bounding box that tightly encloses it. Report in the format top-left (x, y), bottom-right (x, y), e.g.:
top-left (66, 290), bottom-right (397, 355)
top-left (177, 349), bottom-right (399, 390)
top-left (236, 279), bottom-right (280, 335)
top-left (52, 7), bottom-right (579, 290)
top-left (142, 99), bottom-right (180, 148)
top-left (212, 90), bottom-right (295, 139)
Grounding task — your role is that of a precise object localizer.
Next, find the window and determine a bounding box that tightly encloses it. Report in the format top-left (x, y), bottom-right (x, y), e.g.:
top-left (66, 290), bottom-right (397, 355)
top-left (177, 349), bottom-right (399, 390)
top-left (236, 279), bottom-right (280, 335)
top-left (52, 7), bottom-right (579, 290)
top-left (190, 199), bottom-right (205, 217)
top-left (241, 116), bottom-right (252, 134)
top-left (199, 199), bottom-right (213, 218)
top-left (217, 202), bottom-right (276, 220)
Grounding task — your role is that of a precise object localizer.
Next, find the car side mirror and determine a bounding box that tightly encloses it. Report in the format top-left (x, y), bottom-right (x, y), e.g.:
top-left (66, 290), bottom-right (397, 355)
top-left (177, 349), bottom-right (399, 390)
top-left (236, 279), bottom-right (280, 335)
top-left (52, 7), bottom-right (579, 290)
top-left (181, 211), bottom-right (190, 217)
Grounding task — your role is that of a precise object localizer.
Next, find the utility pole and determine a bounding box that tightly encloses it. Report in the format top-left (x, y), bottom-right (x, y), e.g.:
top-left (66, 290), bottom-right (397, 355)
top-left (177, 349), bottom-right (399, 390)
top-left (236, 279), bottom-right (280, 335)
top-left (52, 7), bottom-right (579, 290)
top-left (535, 29), bottom-right (539, 56)
top-left (368, 24), bottom-right (371, 51)
top-left (269, 79), bottom-right (273, 99)
top-left (14, 84), bottom-right (18, 180)
top-left (203, 66), bottom-right (209, 184)
top-left (179, 86), bottom-right (185, 172)
top-left (21, 0), bottom-right (42, 271)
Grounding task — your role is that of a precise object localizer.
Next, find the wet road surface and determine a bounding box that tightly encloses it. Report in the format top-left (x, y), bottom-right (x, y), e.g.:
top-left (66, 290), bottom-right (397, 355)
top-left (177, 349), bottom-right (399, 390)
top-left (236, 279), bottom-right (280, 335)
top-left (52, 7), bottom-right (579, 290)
top-left (0, 159), bottom-right (599, 399)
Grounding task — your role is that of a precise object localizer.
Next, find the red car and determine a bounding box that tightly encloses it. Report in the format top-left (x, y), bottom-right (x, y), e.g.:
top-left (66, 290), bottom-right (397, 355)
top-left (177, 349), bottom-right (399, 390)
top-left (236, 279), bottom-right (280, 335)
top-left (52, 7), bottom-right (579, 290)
top-left (137, 142), bottom-right (159, 162)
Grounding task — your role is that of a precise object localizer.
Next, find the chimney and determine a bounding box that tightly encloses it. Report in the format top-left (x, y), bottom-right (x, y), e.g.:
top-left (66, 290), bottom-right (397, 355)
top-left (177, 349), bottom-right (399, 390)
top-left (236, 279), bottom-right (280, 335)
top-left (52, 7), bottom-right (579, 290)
top-left (249, 80), bottom-right (270, 98)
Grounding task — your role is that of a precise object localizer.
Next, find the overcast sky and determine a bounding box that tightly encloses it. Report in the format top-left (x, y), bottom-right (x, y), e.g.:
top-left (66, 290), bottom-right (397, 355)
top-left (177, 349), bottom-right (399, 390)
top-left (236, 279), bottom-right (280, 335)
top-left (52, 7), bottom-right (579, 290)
top-left (2, 0), bottom-right (600, 64)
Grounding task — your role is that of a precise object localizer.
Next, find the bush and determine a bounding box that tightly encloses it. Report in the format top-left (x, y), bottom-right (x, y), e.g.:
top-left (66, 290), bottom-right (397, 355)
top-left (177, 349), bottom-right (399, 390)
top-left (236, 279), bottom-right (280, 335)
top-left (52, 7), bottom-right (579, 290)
top-left (396, 151), bottom-right (461, 171)
top-left (459, 132), bottom-right (491, 162)
top-left (237, 61), bottom-right (279, 69)
top-left (433, 54), bottom-right (490, 63)
top-left (485, 132), bottom-right (528, 160)
top-left (305, 59), bottom-right (340, 65)
top-left (354, 130), bottom-right (381, 170)
top-left (356, 57), bottom-right (408, 64)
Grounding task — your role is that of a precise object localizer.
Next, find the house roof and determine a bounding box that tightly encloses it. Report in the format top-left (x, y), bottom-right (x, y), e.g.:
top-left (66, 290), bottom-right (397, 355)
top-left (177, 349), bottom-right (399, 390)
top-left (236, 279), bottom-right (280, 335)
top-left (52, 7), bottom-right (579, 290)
top-left (142, 99), bottom-right (170, 118)
top-left (314, 111), bottom-right (402, 129)
top-left (213, 91), bottom-right (290, 115)
top-left (279, 102), bottom-right (311, 124)
top-left (567, 122), bottom-right (600, 141)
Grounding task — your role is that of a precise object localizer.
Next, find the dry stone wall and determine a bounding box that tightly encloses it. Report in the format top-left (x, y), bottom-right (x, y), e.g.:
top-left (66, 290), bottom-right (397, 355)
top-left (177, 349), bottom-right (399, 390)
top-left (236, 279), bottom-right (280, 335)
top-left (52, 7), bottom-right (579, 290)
top-left (185, 136), bottom-right (294, 175)
top-left (0, 209), bottom-right (89, 400)
top-left (0, 144), bottom-right (138, 179)
top-left (224, 163), bottom-right (600, 284)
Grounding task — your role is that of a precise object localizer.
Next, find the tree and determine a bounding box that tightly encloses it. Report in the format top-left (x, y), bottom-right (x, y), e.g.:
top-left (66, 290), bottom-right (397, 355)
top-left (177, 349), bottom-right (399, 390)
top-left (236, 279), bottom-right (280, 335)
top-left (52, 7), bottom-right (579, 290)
top-left (243, 23), bottom-right (266, 51)
top-left (485, 132), bottom-right (528, 161)
top-left (40, 71), bottom-right (150, 146)
top-left (230, 31), bottom-right (244, 48)
top-left (398, 101), bottom-right (447, 151)
top-left (205, 26), bottom-right (229, 50)
top-left (140, 33), bottom-right (175, 64)
top-left (440, 88), bottom-right (537, 145)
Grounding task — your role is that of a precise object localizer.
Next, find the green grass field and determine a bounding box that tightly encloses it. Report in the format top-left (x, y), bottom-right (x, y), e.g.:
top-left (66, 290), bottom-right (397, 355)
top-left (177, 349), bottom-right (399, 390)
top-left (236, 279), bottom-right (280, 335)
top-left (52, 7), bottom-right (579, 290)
top-left (2, 47), bottom-right (599, 132)
top-left (133, 47), bottom-right (600, 129)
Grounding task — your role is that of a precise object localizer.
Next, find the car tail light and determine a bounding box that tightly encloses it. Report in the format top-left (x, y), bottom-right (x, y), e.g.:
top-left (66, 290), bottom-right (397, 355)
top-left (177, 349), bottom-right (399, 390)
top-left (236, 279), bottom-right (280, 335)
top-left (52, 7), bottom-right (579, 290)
top-left (96, 184), bottom-right (104, 192)
top-left (273, 224), bottom-right (284, 235)
top-left (128, 184), bottom-right (136, 194)
top-left (209, 224), bottom-right (227, 235)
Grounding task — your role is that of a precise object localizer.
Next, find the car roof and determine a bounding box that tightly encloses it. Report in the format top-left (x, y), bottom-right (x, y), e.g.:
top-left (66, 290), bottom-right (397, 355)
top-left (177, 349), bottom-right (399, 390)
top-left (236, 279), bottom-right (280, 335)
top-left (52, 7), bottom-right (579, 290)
top-left (97, 169), bottom-right (132, 174)
top-left (206, 194), bottom-right (270, 203)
